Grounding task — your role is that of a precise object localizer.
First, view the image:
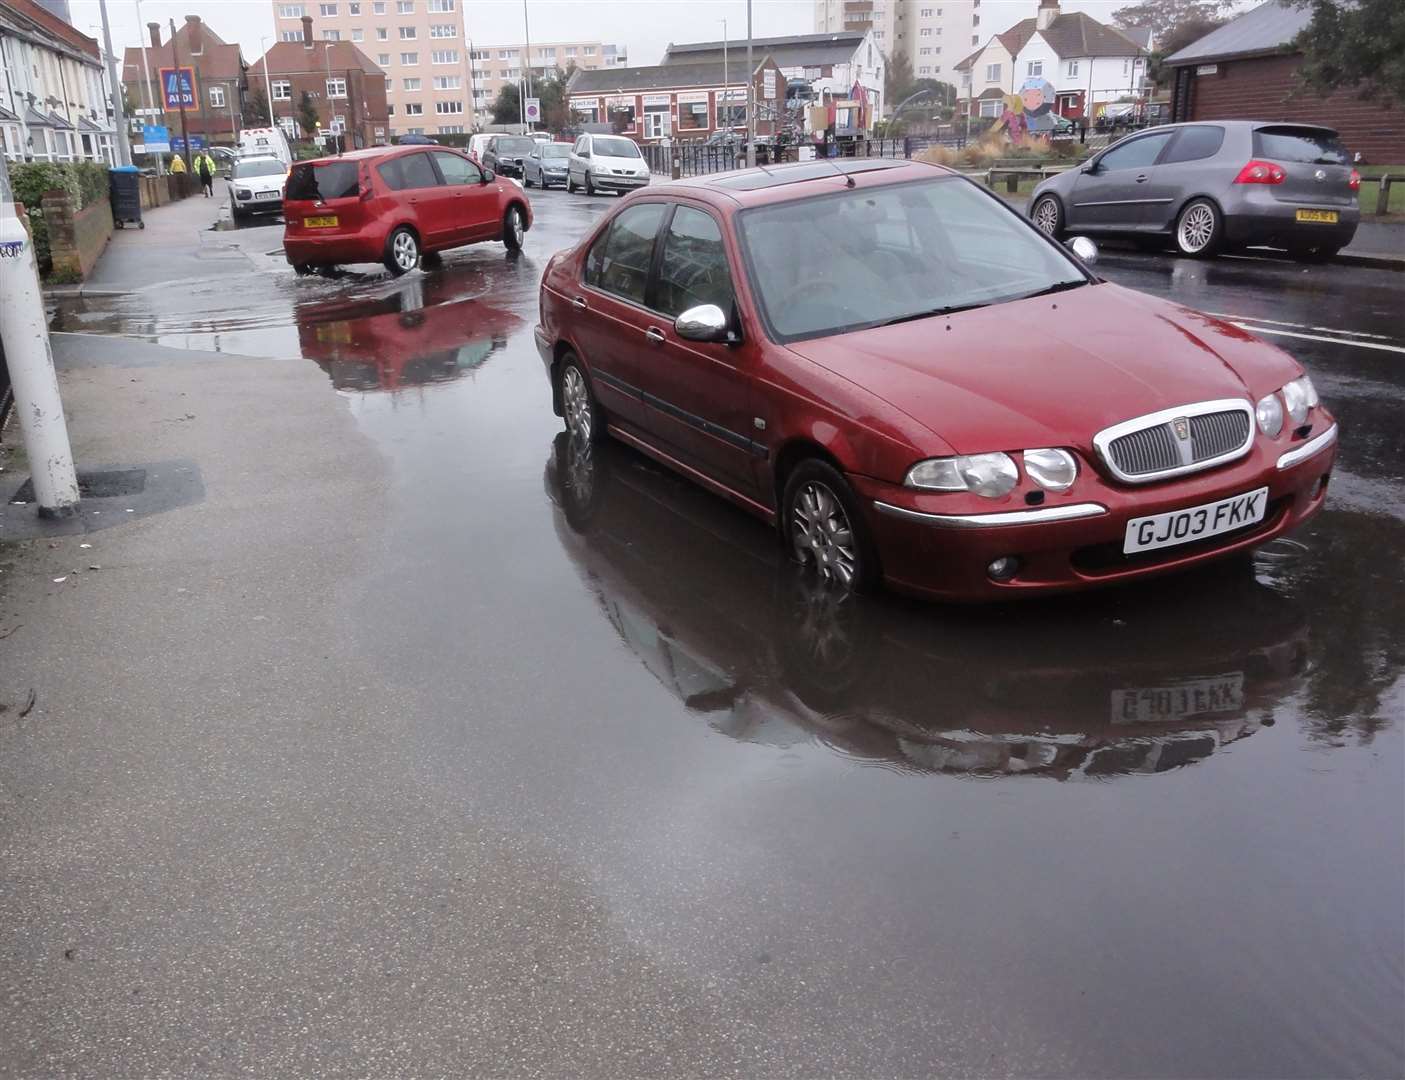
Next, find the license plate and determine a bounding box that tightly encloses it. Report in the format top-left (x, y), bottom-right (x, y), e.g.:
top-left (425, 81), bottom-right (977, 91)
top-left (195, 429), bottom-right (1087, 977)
top-left (1296, 208), bottom-right (1338, 224)
top-left (1123, 487), bottom-right (1268, 554)
top-left (1111, 673), bottom-right (1245, 724)
top-left (304, 215), bottom-right (339, 228)
top-left (255, 190), bottom-right (279, 200)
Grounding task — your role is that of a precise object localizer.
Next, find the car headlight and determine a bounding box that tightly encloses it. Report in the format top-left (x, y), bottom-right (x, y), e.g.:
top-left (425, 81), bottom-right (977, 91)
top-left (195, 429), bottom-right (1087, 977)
top-left (1281, 375), bottom-right (1317, 425)
top-left (1023, 448), bottom-right (1077, 491)
top-left (1255, 393), bottom-right (1284, 437)
top-left (235, 187), bottom-right (250, 199)
top-left (906, 452), bottom-right (1018, 498)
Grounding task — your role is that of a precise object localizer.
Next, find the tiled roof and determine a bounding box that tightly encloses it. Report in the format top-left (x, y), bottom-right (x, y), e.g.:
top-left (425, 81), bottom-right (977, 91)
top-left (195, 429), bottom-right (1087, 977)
top-left (249, 40), bottom-right (385, 78)
top-left (663, 31), bottom-right (866, 69)
top-left (1001, 12), bottom-right (1144, 60)
top-left (0, 0), bottom-right (99, 60)
top-left (1164, 0), bottom-right (1309, 65)
top-left (569, 60), bottom-right (766, 95)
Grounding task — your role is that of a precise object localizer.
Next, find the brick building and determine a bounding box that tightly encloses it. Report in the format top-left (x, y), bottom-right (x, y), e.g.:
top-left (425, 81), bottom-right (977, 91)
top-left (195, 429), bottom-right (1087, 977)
top-left (250, 17), bottom-right (390, 148)
top-left (122, 15), bottom-right (247, 146)
top-left (1165, 0), bottom-right (1404, 163)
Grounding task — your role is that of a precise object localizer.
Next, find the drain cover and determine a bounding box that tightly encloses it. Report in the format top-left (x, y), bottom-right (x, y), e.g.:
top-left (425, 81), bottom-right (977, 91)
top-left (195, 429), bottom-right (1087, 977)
top-left (12, 468), bottom-right (147, 503)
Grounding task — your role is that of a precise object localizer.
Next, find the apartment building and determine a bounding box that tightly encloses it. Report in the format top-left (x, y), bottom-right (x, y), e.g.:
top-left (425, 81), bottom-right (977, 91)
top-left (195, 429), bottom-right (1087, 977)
top-left (467, 40), bottom-right (625, 119)
top-left (813, 0), bottom-right (990, 88)
top-left (270, 0), bottom-right (471, 136)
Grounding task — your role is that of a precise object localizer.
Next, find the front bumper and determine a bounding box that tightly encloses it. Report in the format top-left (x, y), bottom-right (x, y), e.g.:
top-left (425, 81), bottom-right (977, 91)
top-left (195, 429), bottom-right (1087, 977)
top-left (853, 419), bottom-right (1338, 601)
top-left (590, 174), bottom-right (650, 191)
top-left (496, 160), bottom-right (524, 176)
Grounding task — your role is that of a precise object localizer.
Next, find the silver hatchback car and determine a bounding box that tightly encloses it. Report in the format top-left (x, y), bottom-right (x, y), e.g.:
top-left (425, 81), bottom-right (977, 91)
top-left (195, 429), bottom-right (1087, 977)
top-left (1029, 121), bottom-right (1360, 261)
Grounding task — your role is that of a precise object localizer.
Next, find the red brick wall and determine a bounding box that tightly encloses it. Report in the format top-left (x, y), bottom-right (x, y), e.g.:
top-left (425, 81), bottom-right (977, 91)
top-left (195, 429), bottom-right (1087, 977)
top-left (1182, 53), bottom-right (1405, 163)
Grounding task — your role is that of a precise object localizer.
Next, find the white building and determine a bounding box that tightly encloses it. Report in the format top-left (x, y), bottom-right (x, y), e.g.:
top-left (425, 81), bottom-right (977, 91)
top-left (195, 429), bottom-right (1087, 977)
top-left (814, 0), bottom-right (984, 88)
top-left (0, 0), bottom-right (116, 163)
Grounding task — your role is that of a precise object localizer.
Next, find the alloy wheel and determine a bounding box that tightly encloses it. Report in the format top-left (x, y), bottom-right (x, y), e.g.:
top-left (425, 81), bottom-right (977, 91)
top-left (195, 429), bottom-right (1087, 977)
top-left (1178, 204), bottom-right (1216, 253)
top-left (392, 230), bottom-right (418, 272)
top-left (561, 365), bottom-right (592, 440)
top-left (790, 481), bottom-right (859, 588)
top-left (509, 208), bottom-right (524, 247)
top-left (1033, 197), bottom-right (1060, 235)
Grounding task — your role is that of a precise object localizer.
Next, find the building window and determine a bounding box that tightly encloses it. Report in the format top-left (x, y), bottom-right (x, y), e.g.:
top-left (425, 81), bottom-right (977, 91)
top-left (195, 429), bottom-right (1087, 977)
top-left (348, 0), bottom-right (360, 11)
top-left (351, 28), bottom-right (363, 41)
top-left (431, 74), bottom-right (460, 89)
top-left (1066, 59), bottom-right (1079, 77)
top-left (501, 68), bottom-right (518, 79)
top-left (323, 29), bottom-right (341, 40)
top-left (428, 0), bottom-right (454, 9)
top-left (280, 29), bottom-right (301, 41)
top-left (326, 77), bottom-right (347, 98)
top-left (278, 4), bottom-right (305, 17)
top-left (209, 84), bottom-right (226, 107)
top-left (538, 47), bottom-right (555, 59)
top-left (373, 0), bottom-right (385, 10)
top-left (498, 49), bottom-right (516, 59)
top-left (919, 46), bottom-right (931, 55)
top-left (874, 30), bottom-right (884, 39)
top-left (404, 102), bottom-right (423, 114)
top-left (319, 2), bottom-right (337, 14)
top-left (1028, 60), bottom-right (1042, 76)
top-left (378, 52), bottom-right (390, 64)
top-left (399, 26), bottom-right (416, 38)
top-left (401, 51), bottom-right (418, 64)
top-left (434, 100), bottom-right (462, 113)
top-left (387, 103), bottom-right (395, 114)
top-left (430, 23), bottom-right (456, 37)
top-left (972, 35), bottom-right (979, 44)
top-left (272, 80), bottom-right (292, 100)
top-left (980, 98), bottom-right (1001, 117)
top-left (1124, 58), bottom-right (1131, 75)
top-left (470, 49), bottom-right (489, 60)
top-left (431, 49), bottom-right (458, 64)
top-left (377, 27), bottom-right (388, 39)
top-left (920, 6), bottom-right (932, 14)
top-left (985, 63), bottom-right (1000, 82)
top-left (397, 0), bottom-right (413, 11)
top-left (403, 77), bottom-right (420, 90)
top-left (583, 46), bottom-right (595, 55)
top-left (407, 126), bottom-right (425, 134)
top-left (565, 47), bottom-right (576, 57)
top-left (438, 124), bottom-right (464, 133)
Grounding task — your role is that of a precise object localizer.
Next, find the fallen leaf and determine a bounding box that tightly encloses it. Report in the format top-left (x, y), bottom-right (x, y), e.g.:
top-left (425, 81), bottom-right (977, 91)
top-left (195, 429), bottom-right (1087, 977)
top-left (19, 689), bottom-right (36, 718)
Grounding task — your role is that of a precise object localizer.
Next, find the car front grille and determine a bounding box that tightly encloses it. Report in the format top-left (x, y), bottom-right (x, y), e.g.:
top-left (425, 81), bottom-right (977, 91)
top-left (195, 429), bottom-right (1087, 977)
top-left (1095, 400), bottom-right (1254, 483)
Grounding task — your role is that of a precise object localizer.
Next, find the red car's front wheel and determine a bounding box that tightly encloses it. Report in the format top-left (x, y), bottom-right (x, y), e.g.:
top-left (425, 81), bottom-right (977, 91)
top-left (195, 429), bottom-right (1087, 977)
top-left (782, 460), bottom-right (879, 594)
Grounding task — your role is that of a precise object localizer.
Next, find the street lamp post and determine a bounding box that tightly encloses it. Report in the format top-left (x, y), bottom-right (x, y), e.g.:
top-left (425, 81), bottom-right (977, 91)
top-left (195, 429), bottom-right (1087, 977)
top-left (96, 0), bottom-right (131, 164)
top-left (521, 0), bottom-right (533, 131)
top-left (746, 0), bottom-right (755, 168)
top-left (258, 35), bottom-right (276, 128)
top-left (134, 0), bottom-right (163, 174)
top-left (720, 19), bottom-right (728, 133)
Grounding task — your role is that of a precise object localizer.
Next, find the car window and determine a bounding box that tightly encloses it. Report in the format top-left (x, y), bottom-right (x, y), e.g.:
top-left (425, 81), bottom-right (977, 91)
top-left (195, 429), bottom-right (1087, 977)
top-left (542, 145), bottom-right (571, 159)
top-left (495, 137), bottom-right (534, 155)
top-left (594, 136), bottom-right (641, 159)
top-left (656, 206), bottom-right (734, 319)
top-left (575, 137), bottom-right (589, 155)
top-left (233, 158), bottom-right (287, 178)
top-left (287, 160), bottom-right (358, 200)
top-left (585, 202), bottom-right (667, 306)
top-left (433, 151), bottom-right (481, 185)
top-left (1253, 125), bottom-right (1350, 165)
top-left (379, 152), bottom-right (441, 191)
top-left (1096, 131), bottom-right (1174, 172)
top-left (1161, 125), bottom-right (1225, 165)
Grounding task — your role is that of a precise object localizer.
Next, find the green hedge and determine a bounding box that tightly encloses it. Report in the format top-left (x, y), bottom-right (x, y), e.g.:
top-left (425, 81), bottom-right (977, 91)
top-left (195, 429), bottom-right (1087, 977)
top-left (9, 162), bottom-right (112, 278)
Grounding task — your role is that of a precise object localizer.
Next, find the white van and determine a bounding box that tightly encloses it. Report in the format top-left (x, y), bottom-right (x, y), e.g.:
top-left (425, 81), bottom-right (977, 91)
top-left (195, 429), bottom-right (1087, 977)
top-left (237, 126), bottom-right (292, 168)
top-left (467, 132), bottom-right (494, 163)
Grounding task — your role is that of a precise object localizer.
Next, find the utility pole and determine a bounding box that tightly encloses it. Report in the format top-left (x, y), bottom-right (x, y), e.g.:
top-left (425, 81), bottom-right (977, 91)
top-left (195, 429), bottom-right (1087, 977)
top-left (0, 155), bottom-right (79, 518)
top-left (136, 0), bottom-right (163, 174)
top-left (97, 0), bottom-right (131, 165)
top-left (521, 0), bottom-right (532, 131)
top-left (745, 0), bottom-right (755, 167)
top-left (169, 18), bottom-right (191, 168)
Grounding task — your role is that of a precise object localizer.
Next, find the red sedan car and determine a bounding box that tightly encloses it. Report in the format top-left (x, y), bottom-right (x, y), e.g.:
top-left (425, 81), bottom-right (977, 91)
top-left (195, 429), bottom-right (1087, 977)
top-left (534, 159), bottom-right (1338, 602)
top-left (284, 145), bottom-right (532, 276)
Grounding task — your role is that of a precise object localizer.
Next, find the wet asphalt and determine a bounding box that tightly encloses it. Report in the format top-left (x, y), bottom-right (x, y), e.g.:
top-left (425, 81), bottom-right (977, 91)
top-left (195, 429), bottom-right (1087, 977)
top-left (11, 184), bottom-right (1405, 1077)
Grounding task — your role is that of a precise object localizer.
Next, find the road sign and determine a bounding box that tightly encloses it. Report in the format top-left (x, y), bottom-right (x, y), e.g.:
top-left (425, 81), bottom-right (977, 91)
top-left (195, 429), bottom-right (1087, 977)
top-left (170, 135), bottom-right (206, 153)
top-left (159, 66), bottom-right (196, 110)
top-left (142, 124), bottom-right (170, 153)
top-left (524, 97), bottom-right (541, 123)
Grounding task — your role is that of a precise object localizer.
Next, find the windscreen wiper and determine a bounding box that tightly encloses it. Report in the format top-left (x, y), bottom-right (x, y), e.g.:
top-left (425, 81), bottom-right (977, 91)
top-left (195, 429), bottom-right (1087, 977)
top-left (1008, 279), bottom-right (1089, 302)
top-left (878, 301), bottom-right (990, 327)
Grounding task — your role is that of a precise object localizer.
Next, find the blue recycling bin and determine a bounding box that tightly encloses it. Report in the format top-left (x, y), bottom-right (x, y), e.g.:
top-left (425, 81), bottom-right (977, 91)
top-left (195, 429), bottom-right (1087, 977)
top-left (108, 165), bottom-right (143, 229)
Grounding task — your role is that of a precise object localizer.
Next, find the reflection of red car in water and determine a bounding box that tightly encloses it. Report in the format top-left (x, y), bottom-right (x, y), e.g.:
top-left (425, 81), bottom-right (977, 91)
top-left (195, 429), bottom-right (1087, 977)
top-left (545, 433), bottom-right (1310, 780)
top-left (295, 282), bottom-right (522, 392)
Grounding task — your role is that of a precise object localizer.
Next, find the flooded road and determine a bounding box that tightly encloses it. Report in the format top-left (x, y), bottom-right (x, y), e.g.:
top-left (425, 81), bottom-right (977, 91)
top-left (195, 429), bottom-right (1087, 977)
top-left (22, 187), bottom-right (1405, 1076)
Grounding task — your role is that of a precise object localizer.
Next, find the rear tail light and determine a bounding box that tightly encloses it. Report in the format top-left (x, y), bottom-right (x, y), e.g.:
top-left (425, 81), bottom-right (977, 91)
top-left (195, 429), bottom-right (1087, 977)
top-left (1349, 168), bottom-right (1361, 190)
top-left (1233, 160), bottom-right (1286, 185)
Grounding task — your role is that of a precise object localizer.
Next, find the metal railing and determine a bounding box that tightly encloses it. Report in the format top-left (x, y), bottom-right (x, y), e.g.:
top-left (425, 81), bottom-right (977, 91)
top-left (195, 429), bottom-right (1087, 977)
top-left (643, 137), bottom-right (911, 178)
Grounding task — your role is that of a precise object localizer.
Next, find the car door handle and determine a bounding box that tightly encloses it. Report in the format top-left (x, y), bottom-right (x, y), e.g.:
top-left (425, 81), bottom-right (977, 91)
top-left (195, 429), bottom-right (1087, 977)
top-left (572, 296), bottom-right (588, 310)
top-left (1134, 173), bottom-right (1150, 182)
top-left (644, 327), bottom-right (666, 344)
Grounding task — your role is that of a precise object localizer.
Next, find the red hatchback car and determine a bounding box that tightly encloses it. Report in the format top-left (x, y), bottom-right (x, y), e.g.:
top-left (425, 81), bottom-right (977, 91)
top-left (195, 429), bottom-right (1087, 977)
top-left (284, 145), bottom-right (532, 275)
top-left (535, 159), bottom-right (1338, 602)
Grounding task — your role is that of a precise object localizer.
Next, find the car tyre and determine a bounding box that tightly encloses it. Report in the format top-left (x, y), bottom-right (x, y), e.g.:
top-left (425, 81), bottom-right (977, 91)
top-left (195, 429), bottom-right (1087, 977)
top-left (558, 355), bottom-right (604, 445)
top-left (503, 205), bottom-right (526, 251)
top-left (781, 460), bottom-right (879, 594)
top-left (1031, 194), bottom-right (1064, 238)
top-left (1174, 198), bottom-right (1223, 257)
top-left (565, 173), bottom-right (575, 193)
top-left (384, 225), bottom-right (420, 276)
top-left (584, 173), bottom-right (595, 196)
top-left (292, 262), bottom-right (315, 275)
top-left (523, 171), bottom-right (533, 188)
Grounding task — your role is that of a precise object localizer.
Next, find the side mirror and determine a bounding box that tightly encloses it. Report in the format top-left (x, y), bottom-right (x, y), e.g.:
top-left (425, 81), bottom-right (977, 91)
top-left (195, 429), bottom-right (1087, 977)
top-left (1067, 236), bottom-right (1099, 265)
top-left (1080, 160), bottom-right (1099, 174)
top-left (674, 304), bottom-right (730, 343)
top-left (481, 168), bottom-right (495, 182)
top-left (580, 149), bottom-right (590, 159)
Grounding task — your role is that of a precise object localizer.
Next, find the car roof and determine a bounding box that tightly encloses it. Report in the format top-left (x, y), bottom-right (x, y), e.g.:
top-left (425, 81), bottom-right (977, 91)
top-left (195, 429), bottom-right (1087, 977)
top-left (298, 144), bottom-right (456, 166)
top-left (653, 158), bottom-right (943, 209)
top-left (233, 154), bottom-right (284, 164)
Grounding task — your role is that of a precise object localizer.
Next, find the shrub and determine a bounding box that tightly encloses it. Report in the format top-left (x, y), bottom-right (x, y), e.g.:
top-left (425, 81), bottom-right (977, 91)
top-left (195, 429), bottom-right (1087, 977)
top-left (10, 161), bottom-right (79, 208)
top-left (26, 207), bottom-right (51, 276)
top-left (916, 145), bottom-right (960, 167)
top-left (73, 162), bottom-right (110, 209)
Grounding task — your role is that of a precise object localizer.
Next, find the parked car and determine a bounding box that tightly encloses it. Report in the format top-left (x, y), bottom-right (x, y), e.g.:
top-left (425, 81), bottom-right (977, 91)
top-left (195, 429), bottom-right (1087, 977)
top-left (283, 145), bottom-right (532, 276)
top-left (482, 134), bottom-right (536, 178)
top-left (466, 132), bottom-right (495, 163)
top-left (396, 133), bottom-right (437, 145)
top-left (228, 155), bottom-right (288, 221)
top-left (566, 133), bottom-right (650, 196)
top-left (534, 158), bottom-right (1337, 602)
top-left (1029, 120), bottom-right (1360, 260)
top-left (524, 142), bottom-right (572, 188)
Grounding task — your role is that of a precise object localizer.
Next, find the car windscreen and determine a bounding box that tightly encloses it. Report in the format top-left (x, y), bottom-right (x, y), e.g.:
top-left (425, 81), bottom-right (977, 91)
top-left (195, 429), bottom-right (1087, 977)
top-left (735, 177), bottom-right (1089, 344)
top-left (286, 160), bottom-right (358, 200)
top-left (1253, 126), bottom-right (1350, 165)
top-left (232, 158), bottom-right (286, 179)
top-left (593, 137), bottom-right (640, 159)
top-left (494, 137), bottom-right (534, 154)
top-left (540, 145), bottom-right (571, 159)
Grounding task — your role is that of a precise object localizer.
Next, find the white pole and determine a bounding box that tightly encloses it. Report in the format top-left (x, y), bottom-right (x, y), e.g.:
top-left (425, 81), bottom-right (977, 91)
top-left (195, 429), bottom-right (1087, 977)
top-left (97, 0), bottom-right (132, 165)
top-left (720, 19), bottom-right (728, 132)
top-left (745, 0), bottom-right (755, 167)
top-left (134, 0), bottom-right (163, 174)
top-left (259, 35), bottom-right (276, 128)
top-left (0, 156), bottom-right (79, 517)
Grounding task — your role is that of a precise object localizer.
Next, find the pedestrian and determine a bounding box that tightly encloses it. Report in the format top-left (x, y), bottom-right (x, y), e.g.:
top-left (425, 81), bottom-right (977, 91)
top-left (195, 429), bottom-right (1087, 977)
top-left (169, 153), bottom-right (186, 174)
top-left (194, 150), bottom-right (216, 197)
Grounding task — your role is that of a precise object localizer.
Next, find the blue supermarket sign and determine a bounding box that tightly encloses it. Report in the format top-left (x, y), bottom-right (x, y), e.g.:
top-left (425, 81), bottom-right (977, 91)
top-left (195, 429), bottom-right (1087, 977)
top-left (142, 124), bottom-right (170, 152)
top-left (159, 66), bottom-right (196, 109)
top-left (170, 135), bottom-right (206, 152)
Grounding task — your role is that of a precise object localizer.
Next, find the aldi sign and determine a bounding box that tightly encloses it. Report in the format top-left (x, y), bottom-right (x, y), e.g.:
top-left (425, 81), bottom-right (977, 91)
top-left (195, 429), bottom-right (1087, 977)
top-left (160, 66), bottom-right (196, 109)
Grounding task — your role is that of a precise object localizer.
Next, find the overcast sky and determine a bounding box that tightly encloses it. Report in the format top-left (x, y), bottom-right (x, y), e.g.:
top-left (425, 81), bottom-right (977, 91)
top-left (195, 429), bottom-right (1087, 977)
top-left (70, 0), bottom-right (1149, 69)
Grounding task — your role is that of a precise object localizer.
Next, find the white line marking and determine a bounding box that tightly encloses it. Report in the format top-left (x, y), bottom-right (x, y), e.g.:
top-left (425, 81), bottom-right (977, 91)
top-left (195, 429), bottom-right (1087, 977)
top-left (1227, 322), bottom-right (1405, 354)
top-left (1209, 311), bottom-right (1395, 341)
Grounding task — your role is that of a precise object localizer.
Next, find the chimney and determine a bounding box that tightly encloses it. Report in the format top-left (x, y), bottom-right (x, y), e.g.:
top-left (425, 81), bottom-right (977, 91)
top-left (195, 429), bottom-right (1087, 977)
top-left (185, 14), bottom-right (203, 56)
top-left (1036, 0), bottom-right (1059, 31)
top-left (147, 21), bottom-right (161, 50)
top-left (302, 15), bottom-right (314, 48)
